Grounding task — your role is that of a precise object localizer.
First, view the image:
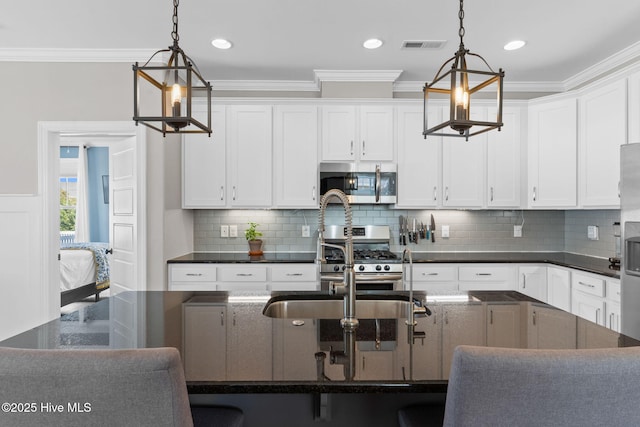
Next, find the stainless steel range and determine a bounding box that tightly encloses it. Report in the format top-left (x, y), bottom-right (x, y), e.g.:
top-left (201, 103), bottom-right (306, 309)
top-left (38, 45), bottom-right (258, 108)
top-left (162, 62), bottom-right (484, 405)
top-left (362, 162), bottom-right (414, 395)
top-left (319, 225), bottom-right (403, 291)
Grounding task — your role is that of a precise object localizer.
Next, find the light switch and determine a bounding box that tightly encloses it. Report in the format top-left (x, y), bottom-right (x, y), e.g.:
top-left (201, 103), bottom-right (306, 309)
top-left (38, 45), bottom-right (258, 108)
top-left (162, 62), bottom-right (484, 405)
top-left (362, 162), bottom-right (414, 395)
top-left (514, 225), bottom-right (522, 238)
top-left (229, 225), bottom-right (238, 238)
top-left (587, 225), bottom-right (599, 240)
top-left (441, 225), bottom-right (450, 238)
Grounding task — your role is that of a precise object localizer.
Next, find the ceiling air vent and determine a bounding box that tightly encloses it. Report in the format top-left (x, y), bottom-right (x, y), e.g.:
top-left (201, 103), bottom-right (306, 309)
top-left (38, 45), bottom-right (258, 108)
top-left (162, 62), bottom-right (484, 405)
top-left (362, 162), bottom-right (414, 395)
top-left (401, 40), bottom-right (447, 50)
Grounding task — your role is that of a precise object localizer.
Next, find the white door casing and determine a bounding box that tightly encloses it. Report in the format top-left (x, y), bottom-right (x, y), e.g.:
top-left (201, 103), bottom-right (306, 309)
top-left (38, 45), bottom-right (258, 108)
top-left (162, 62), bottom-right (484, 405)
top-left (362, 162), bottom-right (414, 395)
top-left (39, 122), bottom-right (146, 324)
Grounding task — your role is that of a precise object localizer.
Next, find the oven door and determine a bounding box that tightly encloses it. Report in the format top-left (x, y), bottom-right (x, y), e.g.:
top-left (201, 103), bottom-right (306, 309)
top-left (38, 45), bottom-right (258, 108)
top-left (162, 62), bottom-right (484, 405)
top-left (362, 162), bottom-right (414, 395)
top-left (320, 273), bottom-right (403, 291)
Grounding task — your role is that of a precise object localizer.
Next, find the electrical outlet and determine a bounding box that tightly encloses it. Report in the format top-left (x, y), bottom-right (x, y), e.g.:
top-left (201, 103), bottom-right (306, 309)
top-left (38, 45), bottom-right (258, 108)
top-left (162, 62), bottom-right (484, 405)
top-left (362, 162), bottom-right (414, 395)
top-left (220, 225), bottom-right (229, 238)
top-left (302, 225), bottom-right (310, 237)
top-left (514, 225), bottom-right (522, 238)
top-left (441, 225), bottom-right (450, 238)
top-left (229, 225), bottom-right (238, 238)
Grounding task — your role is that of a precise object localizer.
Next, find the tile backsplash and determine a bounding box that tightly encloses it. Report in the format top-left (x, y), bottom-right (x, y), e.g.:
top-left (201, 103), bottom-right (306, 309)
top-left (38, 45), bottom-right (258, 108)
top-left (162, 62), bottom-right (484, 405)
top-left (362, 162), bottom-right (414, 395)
top-left (193, 207), bottom-right (620, 259)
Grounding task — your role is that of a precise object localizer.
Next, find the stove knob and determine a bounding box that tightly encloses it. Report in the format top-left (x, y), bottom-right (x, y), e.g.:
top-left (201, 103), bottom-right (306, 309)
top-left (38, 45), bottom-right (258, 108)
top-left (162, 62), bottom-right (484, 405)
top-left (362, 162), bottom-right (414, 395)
top-left (342, 265), bottom-right (347, 272)
top-left (333, 265), bottom-right (340, 272)
top-left (375, 265), bottom-right (382, 271)
top-left (384, 265), bottom-right (391, 271)
top-left (358, 265), bottom-right (365, 272)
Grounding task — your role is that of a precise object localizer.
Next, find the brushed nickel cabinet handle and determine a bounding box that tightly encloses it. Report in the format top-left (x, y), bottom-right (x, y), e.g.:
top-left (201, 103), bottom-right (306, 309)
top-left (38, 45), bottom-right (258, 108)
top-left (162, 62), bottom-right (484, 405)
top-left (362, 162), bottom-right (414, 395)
top-left (220, 186), bottom-right (224, 201)
top-left (578, 281), bottom-right (595, 288)
top-left (186, 273), bottom-right (203, 277)
top-left (433, 186), bottom-right (437, 202)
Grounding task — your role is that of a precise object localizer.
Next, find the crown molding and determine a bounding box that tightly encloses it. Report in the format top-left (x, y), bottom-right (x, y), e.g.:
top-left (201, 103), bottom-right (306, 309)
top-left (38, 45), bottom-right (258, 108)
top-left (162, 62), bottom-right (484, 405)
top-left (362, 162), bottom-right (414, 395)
top-left (211, 80), bottom-right (320, 92)
top-left (314, 69), bottom-right (403, 84)
top-left (392, 80), bottom-right (565, 93)
top-left (0, 48), bottom-right (166, 63)
top-left (563, 40), bottom-right (640, 90)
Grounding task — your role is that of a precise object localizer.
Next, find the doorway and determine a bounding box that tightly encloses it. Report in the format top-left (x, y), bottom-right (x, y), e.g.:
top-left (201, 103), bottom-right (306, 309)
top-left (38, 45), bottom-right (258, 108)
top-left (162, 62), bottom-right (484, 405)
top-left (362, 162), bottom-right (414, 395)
top-left (39, 121), bottom-right (147, 323)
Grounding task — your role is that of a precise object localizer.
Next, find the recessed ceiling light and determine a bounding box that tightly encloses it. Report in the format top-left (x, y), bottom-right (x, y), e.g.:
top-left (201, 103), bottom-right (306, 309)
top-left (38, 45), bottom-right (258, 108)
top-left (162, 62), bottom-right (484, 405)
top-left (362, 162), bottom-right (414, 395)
top-left (211, 38), bottom-right (232, 49)
top-left (363, 38), bottom-right (383, 49)
top-left (504, 40), bottom-right (526, 51)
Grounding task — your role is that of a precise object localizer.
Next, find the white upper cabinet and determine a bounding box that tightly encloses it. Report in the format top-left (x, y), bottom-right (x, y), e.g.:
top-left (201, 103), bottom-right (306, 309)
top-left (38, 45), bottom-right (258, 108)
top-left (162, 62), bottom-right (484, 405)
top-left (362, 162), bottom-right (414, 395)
top-left (527, 96), bottom-right (578, 208)
top-left (396, 105), bottom-right (441, 208)
top-left (487, 106), bottom-right (522, 208)
top-left (441, 107), bottom-right (486, 208)
top-left (182, 106), bottom-right (227, 208)
top-left (273, 105), bottom-right (319, 208)
top-left (227, 105), bottom-right (273, 207)
top-left (321, 105), bottom-right (394, 162)
top-left (579, 79), bottom-right (626, 208)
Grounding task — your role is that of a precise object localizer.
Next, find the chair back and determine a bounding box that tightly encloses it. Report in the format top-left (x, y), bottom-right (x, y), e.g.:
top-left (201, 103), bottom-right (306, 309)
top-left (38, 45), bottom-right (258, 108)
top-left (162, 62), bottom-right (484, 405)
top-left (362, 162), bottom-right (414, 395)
top-left (443, 345), bottom-right (640, 427)
top-left (0, 347), bottom-right (193, 427)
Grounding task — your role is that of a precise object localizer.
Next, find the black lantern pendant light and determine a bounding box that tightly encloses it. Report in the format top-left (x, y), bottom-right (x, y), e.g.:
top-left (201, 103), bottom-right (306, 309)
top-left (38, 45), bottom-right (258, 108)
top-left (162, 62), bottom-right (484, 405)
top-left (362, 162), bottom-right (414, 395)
top-left (133, 0), bottom-right (212, 136)
top-left (423, 0), bottom-right (504, 140)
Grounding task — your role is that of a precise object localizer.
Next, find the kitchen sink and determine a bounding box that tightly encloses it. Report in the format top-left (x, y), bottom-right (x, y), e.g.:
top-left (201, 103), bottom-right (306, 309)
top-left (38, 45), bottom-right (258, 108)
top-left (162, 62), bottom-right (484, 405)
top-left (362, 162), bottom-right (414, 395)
top-left (262, 292), bottom-right (424, 319)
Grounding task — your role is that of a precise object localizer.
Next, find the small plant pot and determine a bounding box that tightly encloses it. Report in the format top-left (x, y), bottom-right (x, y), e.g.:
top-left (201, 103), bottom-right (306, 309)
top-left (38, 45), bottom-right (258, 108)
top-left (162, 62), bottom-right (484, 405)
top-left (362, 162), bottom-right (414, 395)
top-left (248, 239), bottom-right (263, 255)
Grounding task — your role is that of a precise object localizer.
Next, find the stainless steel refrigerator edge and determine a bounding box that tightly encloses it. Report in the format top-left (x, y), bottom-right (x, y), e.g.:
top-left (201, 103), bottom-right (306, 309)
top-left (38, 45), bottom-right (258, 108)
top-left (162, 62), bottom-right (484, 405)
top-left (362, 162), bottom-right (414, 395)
top-left (621, 143), bottom-right (640, 340)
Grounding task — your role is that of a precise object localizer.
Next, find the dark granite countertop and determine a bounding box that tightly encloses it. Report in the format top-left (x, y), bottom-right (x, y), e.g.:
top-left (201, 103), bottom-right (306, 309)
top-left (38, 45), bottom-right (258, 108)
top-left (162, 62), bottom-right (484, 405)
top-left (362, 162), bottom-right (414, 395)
top-left (2, 289), bottom-right (637, 395)
top-left (168, 252), bottom-right (317, 263)
top-left (168, 251), bottom-right (619, 278)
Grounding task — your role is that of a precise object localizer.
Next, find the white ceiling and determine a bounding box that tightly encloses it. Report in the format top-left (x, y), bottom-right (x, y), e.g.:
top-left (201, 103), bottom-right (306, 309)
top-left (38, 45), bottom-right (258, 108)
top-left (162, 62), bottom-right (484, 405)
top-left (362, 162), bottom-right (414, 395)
top-left (2, 0), bottom-right (640, 91)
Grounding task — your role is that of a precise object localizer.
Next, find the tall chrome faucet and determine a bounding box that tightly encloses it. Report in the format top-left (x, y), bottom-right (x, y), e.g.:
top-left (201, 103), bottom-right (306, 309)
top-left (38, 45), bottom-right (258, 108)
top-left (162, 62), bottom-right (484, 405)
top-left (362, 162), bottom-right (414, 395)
top-left (317, 189), bottom-right (358, 330)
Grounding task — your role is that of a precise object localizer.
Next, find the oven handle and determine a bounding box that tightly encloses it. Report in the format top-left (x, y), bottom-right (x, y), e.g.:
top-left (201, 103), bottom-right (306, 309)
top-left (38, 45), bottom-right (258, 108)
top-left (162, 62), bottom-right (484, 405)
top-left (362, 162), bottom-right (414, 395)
top-left (321, 273), bottom-right (403, 282)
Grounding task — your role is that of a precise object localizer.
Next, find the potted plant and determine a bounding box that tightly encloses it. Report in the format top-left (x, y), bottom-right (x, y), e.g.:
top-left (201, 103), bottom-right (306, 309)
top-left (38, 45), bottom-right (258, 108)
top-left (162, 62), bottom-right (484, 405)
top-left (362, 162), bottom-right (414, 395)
top-left (245, 222), bottom-right (264, 255)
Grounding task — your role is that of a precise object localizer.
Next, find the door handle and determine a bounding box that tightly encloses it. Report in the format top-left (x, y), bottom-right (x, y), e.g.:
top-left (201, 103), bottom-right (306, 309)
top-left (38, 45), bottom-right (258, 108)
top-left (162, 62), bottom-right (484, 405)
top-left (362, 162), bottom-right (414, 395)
top-left (532, 186), bottom-right (537, 202)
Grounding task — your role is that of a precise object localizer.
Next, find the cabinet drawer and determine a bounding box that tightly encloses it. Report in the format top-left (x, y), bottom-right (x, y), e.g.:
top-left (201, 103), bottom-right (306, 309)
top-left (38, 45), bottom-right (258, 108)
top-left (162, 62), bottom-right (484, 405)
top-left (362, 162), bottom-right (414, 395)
top-left (607, 279), bottom-right (621, 302)
top-left (218, 266), bottom-right (268, 282)
top-left (572, 273), bottom-right (605, 297)
top-left (413, 265), bottom-right (457, 282)
top-left (459, 266), bottom-right (511, 282)
top-left (170, 265), bottom-right (216, 282)
top-left (270, 265), bottom-right (318, 282)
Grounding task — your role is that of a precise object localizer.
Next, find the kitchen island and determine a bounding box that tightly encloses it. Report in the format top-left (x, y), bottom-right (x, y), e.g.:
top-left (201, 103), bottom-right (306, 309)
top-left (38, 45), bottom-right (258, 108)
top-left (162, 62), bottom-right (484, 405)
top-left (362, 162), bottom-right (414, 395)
top-left (1, 288), bottom-right (637, 426)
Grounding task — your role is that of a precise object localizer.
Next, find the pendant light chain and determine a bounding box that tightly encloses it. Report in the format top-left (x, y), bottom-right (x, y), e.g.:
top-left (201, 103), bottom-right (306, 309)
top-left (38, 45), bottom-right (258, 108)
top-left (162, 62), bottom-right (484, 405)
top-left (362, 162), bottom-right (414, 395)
top-left (458, 0), bottom-right (465, 50)
top-left (171, 0), bottom-right (180, 45)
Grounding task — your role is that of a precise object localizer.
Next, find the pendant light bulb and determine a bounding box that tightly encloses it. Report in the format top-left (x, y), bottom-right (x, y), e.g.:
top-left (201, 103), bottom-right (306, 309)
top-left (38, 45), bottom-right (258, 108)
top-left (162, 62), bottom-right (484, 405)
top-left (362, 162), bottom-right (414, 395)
top-left (171, 83), bottom-right (182, 116)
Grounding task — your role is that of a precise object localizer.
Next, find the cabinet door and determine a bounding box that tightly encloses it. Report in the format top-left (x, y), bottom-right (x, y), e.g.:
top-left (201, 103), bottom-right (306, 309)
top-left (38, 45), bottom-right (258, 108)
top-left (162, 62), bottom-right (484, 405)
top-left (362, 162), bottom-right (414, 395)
top-left (182, 106), bottom-right (226, 208)
top-left (518, 265), bottom-right (547, 302)
top-left (579, 79), bottom-right (626, 207)
top-left (442, 304), bottom-right (486, 378)
top-left (402, 306), bottom-right (442, 380)
top-left (228, 105), bottom-right (273, 207)
top-left (441, 108), bottom-right (486, 207)
top-left (227, 304), bottom-right (272, 380)
top-left (526, 304), bottom-right (577, 349)
top-left (183, 305), bottom-right (226, 380)
top-left (487, 106), bottom-right (521, 208)
top-left (359, 106), bottom-right (394, 161)
top-left (572, 290), bottom-right (606, 326)
top-left (273, 105), bottom-right (319, 208)
top-left (487, 304), bottom-right (521, 348)
top-left (272, 318), bottom-right (319, 380)
top-left (546, 266), bottom-right (571, 312)
top-left (321, 106), bottom-right (356, 161)
top-left (528, 97), bottom-right (577, 207)
top-left (396, 106), bottom-right (441, 208)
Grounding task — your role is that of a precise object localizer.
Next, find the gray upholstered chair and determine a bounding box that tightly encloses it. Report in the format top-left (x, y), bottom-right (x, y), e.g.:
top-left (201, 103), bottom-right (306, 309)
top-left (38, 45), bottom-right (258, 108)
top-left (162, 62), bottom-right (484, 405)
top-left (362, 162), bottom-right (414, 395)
top-left (442, 345), bottom-right (640, 427)
top-left (0, 346), bottom-right (241, 427)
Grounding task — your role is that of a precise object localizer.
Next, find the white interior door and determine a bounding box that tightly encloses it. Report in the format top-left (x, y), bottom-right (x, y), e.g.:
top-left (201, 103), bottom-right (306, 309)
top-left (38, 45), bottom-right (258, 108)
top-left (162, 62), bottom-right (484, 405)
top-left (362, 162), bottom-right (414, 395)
top-left (109, 135), bottom-right (140, 294)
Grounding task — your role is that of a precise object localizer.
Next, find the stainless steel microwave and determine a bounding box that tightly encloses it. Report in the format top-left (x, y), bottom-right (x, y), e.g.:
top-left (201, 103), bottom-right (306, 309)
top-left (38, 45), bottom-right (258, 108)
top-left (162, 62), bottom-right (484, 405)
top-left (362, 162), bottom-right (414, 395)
top-left (319, 163), bottom-right (397, 204)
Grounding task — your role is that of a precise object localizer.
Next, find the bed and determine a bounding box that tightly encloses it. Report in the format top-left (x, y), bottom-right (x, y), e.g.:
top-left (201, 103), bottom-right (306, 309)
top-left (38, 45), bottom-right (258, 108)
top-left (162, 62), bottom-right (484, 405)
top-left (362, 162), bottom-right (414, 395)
top-left (60, 243), bottom-right (110, 307)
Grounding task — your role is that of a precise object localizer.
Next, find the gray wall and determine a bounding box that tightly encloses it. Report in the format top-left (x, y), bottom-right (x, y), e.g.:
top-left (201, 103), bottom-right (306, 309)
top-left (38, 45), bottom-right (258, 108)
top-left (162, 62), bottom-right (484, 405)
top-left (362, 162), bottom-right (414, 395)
top-left (194, 208), bottom-right (620, 259)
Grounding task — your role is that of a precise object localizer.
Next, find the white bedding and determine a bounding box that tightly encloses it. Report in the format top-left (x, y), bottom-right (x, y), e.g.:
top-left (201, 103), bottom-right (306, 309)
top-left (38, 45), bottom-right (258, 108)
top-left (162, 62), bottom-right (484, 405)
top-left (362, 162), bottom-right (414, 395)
top-left (60, 249), bottom-right (96, 291)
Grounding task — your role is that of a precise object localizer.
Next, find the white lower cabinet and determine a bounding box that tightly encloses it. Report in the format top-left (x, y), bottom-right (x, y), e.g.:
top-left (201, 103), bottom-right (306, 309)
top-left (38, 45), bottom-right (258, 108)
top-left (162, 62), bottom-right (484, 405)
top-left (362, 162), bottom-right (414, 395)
top-left (458, 265), bottom-right (516, 291)
top-left (272, 318), bottom-right (319, 380)
top-left (571, 272), bottom-right (606, 327)
top-left (441, 304), bottom-right (486, 379)
top-left (517, 265), bottom-right (547, 301)
top-left (546, 266), bottom-right (571, 312)
top-left (606, 278), bottom-right (621, 333)
top-left (410, 264), bottom-right (458, 292)
top-left (169, 263), bottom-right (318, 291)
top-left (183, 299), bottom-right (272, 382)
top-left (486, 303), bottom-right (521, 349)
